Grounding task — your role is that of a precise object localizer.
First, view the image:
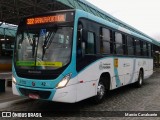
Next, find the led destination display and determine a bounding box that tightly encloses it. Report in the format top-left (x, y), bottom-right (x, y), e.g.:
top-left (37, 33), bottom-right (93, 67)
top-left (27, 14), bottom-right (66, 25)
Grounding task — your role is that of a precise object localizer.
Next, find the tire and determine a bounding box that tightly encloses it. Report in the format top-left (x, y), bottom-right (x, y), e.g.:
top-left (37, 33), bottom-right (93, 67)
top-left (135, 70), bottom-right (143, 87)
top-left (92, 78), bottom-right (106, 104)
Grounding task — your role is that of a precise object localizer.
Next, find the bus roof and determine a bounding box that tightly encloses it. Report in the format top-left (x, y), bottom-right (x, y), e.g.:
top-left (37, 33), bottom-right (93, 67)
top-left (56, 0), bottom-right (160, 46)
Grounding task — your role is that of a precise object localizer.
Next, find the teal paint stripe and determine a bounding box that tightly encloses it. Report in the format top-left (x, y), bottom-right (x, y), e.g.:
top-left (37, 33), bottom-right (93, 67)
top-left (114, 67), bottom-right (121, 87)
top-left (12, 67), bottom-right (23, 96)
top-left (15, 85), bottom-right (23, 96)
top-left (48, 90), bottom-right (56, 100)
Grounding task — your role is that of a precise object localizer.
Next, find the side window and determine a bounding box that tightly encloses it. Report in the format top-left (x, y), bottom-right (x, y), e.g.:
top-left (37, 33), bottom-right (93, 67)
top-left (77, 23), bottom-right (83, 58)
top-left (114, 32), bottom-right (124, 55)
top-left (146, 43), bottom-right (149, 57)
top-left (143, 42), bottom-right (148, 56)
top-left (148, 43), bottom-right (151, 57)
top-left (127, 36), bottom-right (134, 55)
top-left (140, 41), bottom-right (143, 56)
top-left (135, 39), bottom-right (141, 56)
top-left (86, 31), bottom-right (95, 54)
top-left (148, 44), bottom-right (153, 57)
top-left (100, 28), bottom-right (112, 54)
top-left (115, 32), bottom-right (122, 43)
top-left (151, 44), bottom-right (153, 57)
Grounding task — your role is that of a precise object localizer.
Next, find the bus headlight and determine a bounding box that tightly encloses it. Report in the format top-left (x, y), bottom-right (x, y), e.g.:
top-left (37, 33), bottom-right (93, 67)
top-left (12, 76), bottom-right (17, 84)
top-left (56, 73), bottom-right (72, 89)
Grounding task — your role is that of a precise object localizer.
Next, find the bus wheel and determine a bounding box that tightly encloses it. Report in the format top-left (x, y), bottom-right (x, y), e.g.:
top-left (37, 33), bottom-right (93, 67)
top-left (92, 79), bottom-right (106, 104)
top-left (135, 70), bottom-right (143, 87)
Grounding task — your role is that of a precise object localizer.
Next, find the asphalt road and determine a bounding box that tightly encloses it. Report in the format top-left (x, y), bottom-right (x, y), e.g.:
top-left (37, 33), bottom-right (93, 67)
top-left (0, 68), bottom-right (160, 120)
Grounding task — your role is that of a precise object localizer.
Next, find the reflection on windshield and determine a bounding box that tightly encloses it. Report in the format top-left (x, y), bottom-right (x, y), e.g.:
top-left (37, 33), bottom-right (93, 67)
top-left (16, 27), bottom-right (73, 70)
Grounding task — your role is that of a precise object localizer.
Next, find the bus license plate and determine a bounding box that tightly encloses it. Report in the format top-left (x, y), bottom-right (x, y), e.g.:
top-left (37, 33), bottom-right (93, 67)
top-left (29, 94), bottom-right (39, 99)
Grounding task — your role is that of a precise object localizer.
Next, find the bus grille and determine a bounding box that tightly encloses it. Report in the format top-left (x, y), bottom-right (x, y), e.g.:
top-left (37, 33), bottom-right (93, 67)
top-left (19, 88), bottom-right (51, 99)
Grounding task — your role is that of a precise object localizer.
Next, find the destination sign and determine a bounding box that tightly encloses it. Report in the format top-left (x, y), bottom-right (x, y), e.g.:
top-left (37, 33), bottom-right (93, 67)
top-left (27, 14), bottom-right (66, 25)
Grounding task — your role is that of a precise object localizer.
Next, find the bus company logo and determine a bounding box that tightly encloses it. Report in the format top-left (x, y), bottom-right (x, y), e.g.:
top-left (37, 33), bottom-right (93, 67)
top-left (32, 82), bottom-right (35, 87)
top-left (99, 62), bottom-right (103, 70)
top-left (99, 62), bottom-right (111, 70)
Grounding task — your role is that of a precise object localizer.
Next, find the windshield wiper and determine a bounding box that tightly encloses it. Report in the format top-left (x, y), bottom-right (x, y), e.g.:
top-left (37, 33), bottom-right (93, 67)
top-left (32, 35), bottom-right (38, 57)
top-left (42, 25), bottom-right (58, 60)
top-left (43, 31), bottom-right (55, 49)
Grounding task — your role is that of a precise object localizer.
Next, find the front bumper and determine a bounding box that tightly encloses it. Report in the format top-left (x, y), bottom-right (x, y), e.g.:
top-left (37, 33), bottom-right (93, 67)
top-left (12, 82), bottom-right (77, 103)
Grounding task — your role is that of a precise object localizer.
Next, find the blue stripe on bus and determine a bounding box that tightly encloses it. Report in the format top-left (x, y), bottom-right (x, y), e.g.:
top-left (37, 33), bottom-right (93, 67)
top-left (114, 67), bottom-right (121, 87)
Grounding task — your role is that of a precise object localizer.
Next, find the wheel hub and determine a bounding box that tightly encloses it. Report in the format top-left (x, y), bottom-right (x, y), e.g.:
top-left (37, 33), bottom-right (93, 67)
top-left (97, 83), bottom-right (105, 99)
top-left (139, 76), bottom-right (142, 85)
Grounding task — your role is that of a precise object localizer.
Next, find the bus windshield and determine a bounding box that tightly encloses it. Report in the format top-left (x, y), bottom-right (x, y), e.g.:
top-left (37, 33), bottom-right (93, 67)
top-left (15, 26), bottom-right (73, 70)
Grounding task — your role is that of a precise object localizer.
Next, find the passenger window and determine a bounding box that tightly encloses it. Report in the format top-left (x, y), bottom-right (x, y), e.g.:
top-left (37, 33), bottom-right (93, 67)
top-left (114, 32), bottom-right (123, 55)
top-left (151, 44), bottom-right (153, 57)
top-left (86, 32), bottom-right (95, 54)
top-left (143, 42), bottom-right (148, 56)
top-left (102, 28), bottom-right (110, 41)
top-left (127, 36), bottom-right (134, 55)
top-left (148, 44), bottom-right (151, 57)
top-left (140, 41), bottom-right (144, 56)
top-left (135, 39), bottom-right (141, 56)
top-left (100, 28), bottom-right (112, 54)
top-left (115, 32), bottom-right (122, 43)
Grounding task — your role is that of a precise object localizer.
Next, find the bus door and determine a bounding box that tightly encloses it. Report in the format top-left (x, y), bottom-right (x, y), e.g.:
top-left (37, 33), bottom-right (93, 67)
top-left (76, 22), bottom-right (97, 101)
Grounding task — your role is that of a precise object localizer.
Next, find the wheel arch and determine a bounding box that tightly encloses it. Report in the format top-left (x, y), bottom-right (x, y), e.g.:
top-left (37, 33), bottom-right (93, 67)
top-left (140, 67), bottom-right (144, 79)
top-left (99, 72), bottom-right (111, 90)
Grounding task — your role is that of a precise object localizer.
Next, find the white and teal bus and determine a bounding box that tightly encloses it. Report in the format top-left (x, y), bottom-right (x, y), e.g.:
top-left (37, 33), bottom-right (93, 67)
top-left (12, 9), bottom-right (155, 103)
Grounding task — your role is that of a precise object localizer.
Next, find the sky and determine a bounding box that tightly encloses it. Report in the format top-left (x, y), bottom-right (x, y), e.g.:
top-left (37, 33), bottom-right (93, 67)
top-left (86, 0), bottom-right (160, 41)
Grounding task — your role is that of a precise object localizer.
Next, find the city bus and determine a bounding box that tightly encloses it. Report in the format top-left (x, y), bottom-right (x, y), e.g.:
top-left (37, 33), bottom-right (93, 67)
top-left (12, 9), bottom-right (154, 103)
